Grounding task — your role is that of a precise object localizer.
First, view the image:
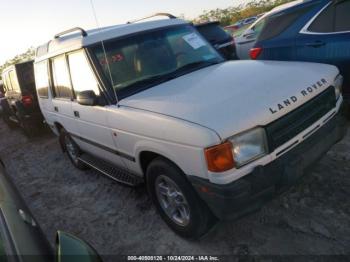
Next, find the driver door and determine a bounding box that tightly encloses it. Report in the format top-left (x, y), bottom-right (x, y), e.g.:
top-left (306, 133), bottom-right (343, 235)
top-left (67, 50), bottom-right (126, 168)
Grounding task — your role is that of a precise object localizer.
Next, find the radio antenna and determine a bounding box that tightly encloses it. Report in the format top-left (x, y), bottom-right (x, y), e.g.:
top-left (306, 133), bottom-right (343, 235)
top-left (89, 0), bottom-right (119, 105)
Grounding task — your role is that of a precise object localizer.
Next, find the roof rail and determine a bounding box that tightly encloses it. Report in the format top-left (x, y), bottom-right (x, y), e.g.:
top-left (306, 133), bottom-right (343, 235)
top-left (54, 27), bottom-right (87, 39)
top-left (127, 13), bottom-right (177, 24)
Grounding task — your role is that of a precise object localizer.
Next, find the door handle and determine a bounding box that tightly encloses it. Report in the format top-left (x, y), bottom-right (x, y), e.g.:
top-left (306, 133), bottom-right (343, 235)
top-left (74, 111), bottom-right (80, 118)
top-left (54, 106), bottom-right (59, 112)
top-left (305, 41), bottom-right (326, 48)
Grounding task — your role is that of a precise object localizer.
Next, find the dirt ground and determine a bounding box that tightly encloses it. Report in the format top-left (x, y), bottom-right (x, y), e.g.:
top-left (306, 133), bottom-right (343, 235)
top-left (0, 120), bottom-right (349, 257)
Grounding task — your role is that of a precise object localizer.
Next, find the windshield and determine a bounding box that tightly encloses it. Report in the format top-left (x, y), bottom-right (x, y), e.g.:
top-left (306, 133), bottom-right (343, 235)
top-left (91, 25), bottom-right (223, 98)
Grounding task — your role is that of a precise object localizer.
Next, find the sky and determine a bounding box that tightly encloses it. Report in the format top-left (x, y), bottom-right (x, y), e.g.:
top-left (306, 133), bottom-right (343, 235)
top-left (0, 0), bottom-right (247, 65)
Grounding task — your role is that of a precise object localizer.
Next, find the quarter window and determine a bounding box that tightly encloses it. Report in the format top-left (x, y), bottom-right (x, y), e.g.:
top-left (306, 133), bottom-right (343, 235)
top-left (68, 50), bottom-right (100, 97)
top-left (51, 55), bottom-right (72, 98)
top-left (34, 61), bottom-right (49, 98)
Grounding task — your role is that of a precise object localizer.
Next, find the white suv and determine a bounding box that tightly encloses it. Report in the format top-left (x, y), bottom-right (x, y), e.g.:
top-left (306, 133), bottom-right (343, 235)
top-left (34, 15), bottom-right (347, 238)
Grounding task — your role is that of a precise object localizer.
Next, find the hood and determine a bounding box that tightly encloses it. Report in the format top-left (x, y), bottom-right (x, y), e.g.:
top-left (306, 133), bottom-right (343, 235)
top-left (119, 60), bottom-right (339, 139)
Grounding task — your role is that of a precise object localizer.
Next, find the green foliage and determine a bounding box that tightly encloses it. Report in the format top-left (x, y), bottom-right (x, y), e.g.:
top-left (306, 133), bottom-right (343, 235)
top-left (195, 0), bottom-right (294, 26)
top-left (0, 47), bottom-right (35, 79)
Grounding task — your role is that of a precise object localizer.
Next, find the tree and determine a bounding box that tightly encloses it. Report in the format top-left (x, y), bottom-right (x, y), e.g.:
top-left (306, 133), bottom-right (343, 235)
top-left (194, 0), bottom-right (294, 25)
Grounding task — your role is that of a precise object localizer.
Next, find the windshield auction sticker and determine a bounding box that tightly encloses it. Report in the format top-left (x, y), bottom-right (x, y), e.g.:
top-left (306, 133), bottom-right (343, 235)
top-left (183, 33), bottom-right (206, 49)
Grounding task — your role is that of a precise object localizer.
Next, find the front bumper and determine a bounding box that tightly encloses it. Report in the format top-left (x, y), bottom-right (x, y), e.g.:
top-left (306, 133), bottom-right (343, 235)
top-left (189, 107), bottom-right (348, 220)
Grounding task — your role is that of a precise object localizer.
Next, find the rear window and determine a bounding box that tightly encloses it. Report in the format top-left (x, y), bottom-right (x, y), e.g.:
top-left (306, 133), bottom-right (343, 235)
top-left (258, 5), bottom-right (315, 41)
top-left (19, 63), bottom-right (35, 92)
top-left (196, 24), bottom-right (231, 44)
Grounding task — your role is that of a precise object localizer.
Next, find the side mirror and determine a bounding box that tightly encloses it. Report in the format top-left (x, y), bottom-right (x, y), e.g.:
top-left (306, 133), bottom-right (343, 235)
top-left (77, 90), bottom-right (97, 106)
top-left (56, 231), bottom-right (102, 262)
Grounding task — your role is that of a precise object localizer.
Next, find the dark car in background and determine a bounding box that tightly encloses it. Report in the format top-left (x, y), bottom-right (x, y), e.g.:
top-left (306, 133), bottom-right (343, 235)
top-left (249, 0), bottom-right (350, 102)
top-left (1, 61), bottom-right (44, 136)
top-left (0, 158), bottom-right (102, 262)
top-left (195, 21), bottom-right (237, 60)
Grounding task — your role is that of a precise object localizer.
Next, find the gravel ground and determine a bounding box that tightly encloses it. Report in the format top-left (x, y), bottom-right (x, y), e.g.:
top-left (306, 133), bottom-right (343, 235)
top-left (0, 120), bottom-right (349, 257)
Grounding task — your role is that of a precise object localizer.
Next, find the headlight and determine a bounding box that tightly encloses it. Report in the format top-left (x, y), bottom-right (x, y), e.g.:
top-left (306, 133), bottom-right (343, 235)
top-left (334, 74), bottom-right (343, 100)
top-left (228, 127), bottom-right (268, 167)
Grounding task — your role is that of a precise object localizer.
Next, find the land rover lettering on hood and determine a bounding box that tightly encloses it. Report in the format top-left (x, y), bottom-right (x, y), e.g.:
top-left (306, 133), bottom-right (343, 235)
top-left (34, 15), bottom-right (347, 239)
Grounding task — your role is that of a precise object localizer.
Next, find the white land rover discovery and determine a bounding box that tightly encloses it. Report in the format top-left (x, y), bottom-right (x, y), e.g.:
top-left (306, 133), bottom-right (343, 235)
top-left (34, 15), bottom-right (347, 238)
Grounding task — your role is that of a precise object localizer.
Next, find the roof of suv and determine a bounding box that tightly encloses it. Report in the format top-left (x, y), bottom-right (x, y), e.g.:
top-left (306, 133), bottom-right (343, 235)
top-left (35, 18), bottom-right (188, 62)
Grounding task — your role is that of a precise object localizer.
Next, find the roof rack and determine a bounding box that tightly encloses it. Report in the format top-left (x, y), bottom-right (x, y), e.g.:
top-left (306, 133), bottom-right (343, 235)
top-left (54, 27), bottom-right (87, 39)
top-left (127, 13), bottom-right (177, 24)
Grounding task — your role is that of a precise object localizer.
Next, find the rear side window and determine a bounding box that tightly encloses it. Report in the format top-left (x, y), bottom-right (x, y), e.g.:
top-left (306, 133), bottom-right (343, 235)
top-left (334, 0), bottom-right (350, 32)
top-left (9, 71), bottom-right (20, 92)
top-left (51, 55), bottom-right (72, 99)
top-left (196, 24), bottom-right (231, 43)
top-left (308, 4), bottom-right (334, 32)
top-left (34, 61), bottom-right (49, 98)
top-left (309, 1), bottom-right (350, 33)
top-left (258, 5), bottom-right (314, 41)
top-left (68, 50), bottom-right (100, 97)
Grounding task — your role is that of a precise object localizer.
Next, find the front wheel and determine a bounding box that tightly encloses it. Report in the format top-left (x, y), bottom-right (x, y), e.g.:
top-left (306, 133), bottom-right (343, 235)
top-left (146, 157), bottom-right (216, 239)
top-left (60, 130), bottom-right (87, 170)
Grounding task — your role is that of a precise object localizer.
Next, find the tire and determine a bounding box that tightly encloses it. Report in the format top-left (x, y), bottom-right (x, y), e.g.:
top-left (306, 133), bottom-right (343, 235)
top-left (60, 130), bottom-right (88, 170)
top-left (146, 157), bottom-right (216, 239)
top-left (1, 102), bottom-right (17, 129)
top-left (2, 113), bottom-right (17, 129)
top-left (18, 117), bottom-right (38, 137)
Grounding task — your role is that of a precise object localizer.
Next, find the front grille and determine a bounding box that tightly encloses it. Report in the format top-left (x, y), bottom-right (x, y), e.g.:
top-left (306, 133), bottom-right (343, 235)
top-left (266, 87), bottom-right (336, 152)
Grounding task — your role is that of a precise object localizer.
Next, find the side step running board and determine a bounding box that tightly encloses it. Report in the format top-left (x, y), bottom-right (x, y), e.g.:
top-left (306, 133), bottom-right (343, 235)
top-left (78, 153), bottom-right (144, 186)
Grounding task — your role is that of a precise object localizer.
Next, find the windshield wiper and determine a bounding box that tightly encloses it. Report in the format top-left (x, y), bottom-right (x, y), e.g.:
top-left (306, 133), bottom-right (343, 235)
top-left (172, 60), bottom-right (221, 76)
top-left (119, 73), bottom-right (178, 91)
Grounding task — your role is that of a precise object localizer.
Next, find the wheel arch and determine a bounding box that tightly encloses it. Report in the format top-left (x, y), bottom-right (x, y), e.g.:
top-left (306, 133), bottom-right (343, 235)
top-left (54, 122), bottom-right (66, 152)
top-left (138, 150), bottom-right (188, 181)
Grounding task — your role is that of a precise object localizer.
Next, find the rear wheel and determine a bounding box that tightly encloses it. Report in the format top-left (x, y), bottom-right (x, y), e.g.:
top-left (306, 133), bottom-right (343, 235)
top-left (2, 113), bottom-right (17, 129)
top-left (1, 102), bottom-right (17, 129)
top-left (60, 130), bottom-right (87, 170)
top-left (19, 117), bottom-right (38, 137)
top-left (146, 157), bottom-right (216, 239)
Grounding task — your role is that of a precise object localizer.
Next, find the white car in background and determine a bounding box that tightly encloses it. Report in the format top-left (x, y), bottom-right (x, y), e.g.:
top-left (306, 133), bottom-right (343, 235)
top-left (235, 0), bottom-right (306, 60)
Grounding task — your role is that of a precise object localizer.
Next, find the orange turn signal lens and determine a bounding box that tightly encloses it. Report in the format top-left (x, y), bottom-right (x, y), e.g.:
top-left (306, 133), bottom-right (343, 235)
top-left (205, 142), bottom-right (235, 172)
